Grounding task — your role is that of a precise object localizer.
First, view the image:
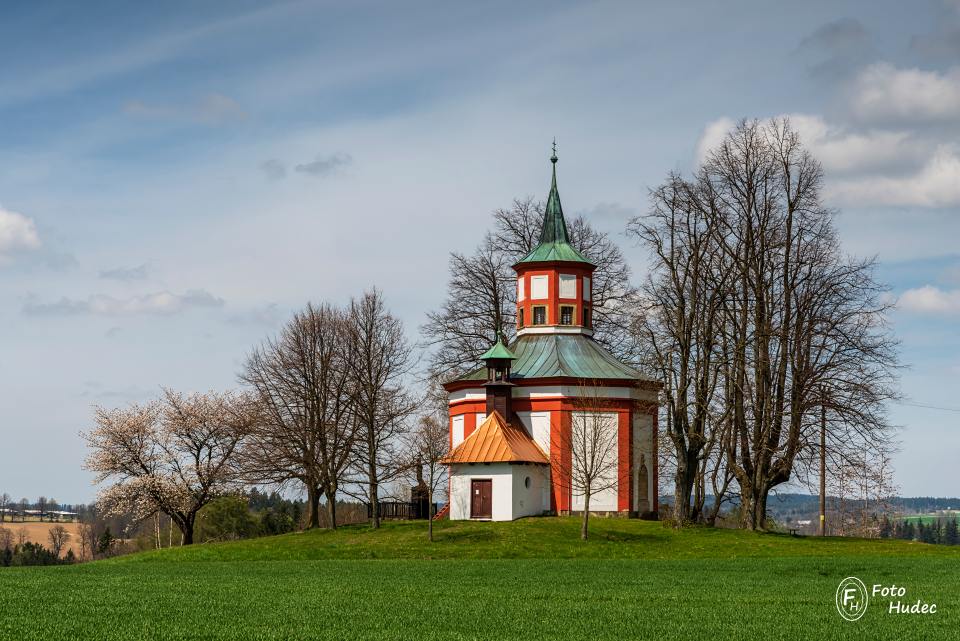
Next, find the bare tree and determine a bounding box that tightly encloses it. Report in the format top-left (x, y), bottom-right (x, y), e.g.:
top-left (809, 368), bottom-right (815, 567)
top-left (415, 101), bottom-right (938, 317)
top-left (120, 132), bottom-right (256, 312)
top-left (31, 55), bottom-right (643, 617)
top-left (347, 289), bottom-right (417, 529)
top-left (78, 522), bottom-right (95, 560)
top-left (409, 413), bottom-right (449, 542)
top-left (629, 173), bottom-right (731, 524)
top-left (240, 302), bottom-right (359, 530)
top-left (19, 498), bottom-right (28, 522)
top-left (421, 236), bottom-right (515, 380)
top-left (16, 527), bottom-right (28, 546)
top-left (48, 525), bottom-right (69, 557)
top-left (561, 382), bottom-right (622, 541)
top-left (0, 493), bottom-right (9, 522)
top-left (637, 119), bottom-right (898, 531)
top-left (83, 389), bottom-right (252, 544)
top-left (37, 496), bottom-right (47, 522)
top-left (0, 527), bottom-right (12, 552)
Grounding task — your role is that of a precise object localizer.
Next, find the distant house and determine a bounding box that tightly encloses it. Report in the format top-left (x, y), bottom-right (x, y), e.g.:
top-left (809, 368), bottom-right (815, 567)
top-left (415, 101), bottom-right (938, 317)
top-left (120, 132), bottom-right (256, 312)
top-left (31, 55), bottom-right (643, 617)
top-left (441, 152), bottom-right (661, 521)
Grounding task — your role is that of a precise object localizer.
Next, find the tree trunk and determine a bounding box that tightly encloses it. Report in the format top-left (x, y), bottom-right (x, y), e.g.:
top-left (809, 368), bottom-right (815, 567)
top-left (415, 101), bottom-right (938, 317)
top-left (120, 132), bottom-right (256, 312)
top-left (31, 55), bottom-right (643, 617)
top-left (181, 518), bottom-right (195, 545)
top-left (674, 450), bottom-right (698, 523)
top-left (325, 490), bottom-right (338, 530)
top-left (427, 484), bottom-right (434, 542)
top-left (306, 486), bottom-right (321, 529)
top-left (581, 489), bottom-right (591, 541)
top-left (740, 484), bottom-right (768, 532)
top-left (369, 471), bottom-right (380, 529)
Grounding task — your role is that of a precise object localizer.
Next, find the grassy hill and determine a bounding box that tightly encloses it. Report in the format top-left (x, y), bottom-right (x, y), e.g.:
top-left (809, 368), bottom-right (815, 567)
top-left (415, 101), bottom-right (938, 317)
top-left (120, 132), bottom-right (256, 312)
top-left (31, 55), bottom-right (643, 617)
top-left (1, 518), bottom-right (957, 640)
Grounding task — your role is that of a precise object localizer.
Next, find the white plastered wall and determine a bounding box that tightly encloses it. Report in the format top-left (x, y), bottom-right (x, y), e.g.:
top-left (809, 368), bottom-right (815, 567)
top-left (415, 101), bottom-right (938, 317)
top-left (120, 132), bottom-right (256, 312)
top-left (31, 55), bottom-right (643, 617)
top-left (514, 411), bottom-right (551, 457)
top-left (511, 465), bottom-right (551, 518)
top-left (449, 463), bottom-right (514, 521)
top-left (570, 411), bottom-right (619, 511)
top-left (449, 463), bottom-right (551, 521)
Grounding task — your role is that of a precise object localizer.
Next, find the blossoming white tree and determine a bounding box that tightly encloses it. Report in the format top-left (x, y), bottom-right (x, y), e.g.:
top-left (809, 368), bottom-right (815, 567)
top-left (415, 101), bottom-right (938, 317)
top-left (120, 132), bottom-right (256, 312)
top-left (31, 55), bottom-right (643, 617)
top-left (83, 389), bottom-right (252, 545)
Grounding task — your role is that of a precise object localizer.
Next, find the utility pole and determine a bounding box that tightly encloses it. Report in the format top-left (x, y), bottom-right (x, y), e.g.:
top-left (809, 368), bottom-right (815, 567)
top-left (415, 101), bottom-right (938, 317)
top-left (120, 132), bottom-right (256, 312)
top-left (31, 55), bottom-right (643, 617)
top-left (820, 398), bottom-right (827, 537)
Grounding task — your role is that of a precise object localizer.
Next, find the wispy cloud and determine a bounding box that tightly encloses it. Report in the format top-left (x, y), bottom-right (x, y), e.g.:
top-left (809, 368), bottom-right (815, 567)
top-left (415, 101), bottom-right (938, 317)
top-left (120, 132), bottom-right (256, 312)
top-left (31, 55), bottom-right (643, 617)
top-left (259, 159), bottom-right (287, 181)
top-left (225, 303), bottom-right (285, 327)
top-left (0, 2), bottom-right (305, 108)
top-left (798, 18), bottom-right (873, 78)
top-left (294, 152), bottom-right (352, 177)
top-left (23, 289), bottom-right (224, 316)
top-left (122, 93), bottom-right (246, 125)
top-left (99, 264), bottom-right (148, 281)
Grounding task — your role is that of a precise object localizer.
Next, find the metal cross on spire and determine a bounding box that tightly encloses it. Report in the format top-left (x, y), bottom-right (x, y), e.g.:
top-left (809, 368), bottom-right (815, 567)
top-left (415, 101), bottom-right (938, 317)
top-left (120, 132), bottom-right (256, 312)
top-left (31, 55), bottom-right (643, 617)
top-left (551, 138), bottom-right (558, 163)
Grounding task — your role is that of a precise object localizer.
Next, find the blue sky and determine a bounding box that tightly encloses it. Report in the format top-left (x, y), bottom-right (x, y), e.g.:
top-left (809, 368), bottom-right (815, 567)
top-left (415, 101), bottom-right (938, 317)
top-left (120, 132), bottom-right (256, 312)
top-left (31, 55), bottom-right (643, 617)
top-left (1, 0), bottom-right (958, 502)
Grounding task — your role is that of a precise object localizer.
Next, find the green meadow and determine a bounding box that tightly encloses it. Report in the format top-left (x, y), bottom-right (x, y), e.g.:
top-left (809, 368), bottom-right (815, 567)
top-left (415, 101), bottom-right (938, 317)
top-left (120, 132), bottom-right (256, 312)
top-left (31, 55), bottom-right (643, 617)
top-left (1, 518), bottom-right (956, 640)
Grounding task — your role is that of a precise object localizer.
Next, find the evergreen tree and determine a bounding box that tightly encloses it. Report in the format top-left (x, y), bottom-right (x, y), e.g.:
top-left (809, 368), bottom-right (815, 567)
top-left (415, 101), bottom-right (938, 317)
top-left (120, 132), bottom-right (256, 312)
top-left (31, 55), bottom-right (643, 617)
top-left (903, 520), bottom-right (916, 541)
top-left (879, 515), bottom-right (893, 539)
top-left (945, 518), bottom-right (959, 546)
top-left (97, 527), bottom-right (114, 556)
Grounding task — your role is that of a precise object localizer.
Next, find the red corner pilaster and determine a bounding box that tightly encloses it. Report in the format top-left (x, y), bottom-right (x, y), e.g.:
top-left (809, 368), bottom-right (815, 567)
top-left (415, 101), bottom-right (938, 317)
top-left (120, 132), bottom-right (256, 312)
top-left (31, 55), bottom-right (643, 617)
top-left (551, 409), bottom-right (572, 513)
top-left (617, 409), bottom-right (631, 512)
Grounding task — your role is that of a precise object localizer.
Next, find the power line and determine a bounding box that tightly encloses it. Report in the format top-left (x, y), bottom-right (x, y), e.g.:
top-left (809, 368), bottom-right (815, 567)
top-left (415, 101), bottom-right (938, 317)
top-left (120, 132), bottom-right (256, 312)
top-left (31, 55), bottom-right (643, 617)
top-left (896, 401), bottom-right (960, 414)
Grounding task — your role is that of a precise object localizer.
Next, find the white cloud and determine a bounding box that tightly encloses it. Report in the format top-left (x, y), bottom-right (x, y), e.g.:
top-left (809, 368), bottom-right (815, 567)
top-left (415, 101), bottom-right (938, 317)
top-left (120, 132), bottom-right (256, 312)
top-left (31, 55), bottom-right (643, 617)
top-left (23, 289), bottom-right (224, 316)
top-left (851, 63), bottom-right (960, 123)
top-left (827, 145), bottom-right (960, 207)
top-left (784, 113), bottom-right (920, 173)
top-left (695, 117), bottom-right (734, 165)
top-left (898, 285), bottom-right (960, 315)
top-left (696, 114), bottom-right (919, 173)
top-left (0, 205), bottom-right (41, 259)
top-left (695, 114), bottom-right (954, 207)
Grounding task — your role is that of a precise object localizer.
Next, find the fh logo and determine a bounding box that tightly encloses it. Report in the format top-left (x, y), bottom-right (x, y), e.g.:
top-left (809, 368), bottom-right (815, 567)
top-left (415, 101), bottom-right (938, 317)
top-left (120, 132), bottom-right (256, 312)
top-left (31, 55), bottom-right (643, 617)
top-left (836, 577), bottom-right (869, 621)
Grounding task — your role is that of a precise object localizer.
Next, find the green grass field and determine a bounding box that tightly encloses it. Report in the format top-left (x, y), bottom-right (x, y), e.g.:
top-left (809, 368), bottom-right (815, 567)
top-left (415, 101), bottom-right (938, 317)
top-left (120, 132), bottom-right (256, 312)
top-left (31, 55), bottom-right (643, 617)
top-left (1, 518), bottom-right (957, 640)
top-left (899, 513), bottom-right (959, 525)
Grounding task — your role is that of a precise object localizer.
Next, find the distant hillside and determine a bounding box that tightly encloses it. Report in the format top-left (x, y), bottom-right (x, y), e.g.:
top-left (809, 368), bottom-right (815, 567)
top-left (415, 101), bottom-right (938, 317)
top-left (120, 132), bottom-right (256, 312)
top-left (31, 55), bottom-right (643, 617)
top-left (659, 493), bottom-right (960, 519)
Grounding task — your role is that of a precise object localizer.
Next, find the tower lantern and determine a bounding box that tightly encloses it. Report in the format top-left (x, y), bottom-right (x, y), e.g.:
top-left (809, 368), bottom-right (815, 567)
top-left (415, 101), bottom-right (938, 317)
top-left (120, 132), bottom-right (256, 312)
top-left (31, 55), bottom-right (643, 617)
top-left (513, 149), bottom-right (596, 335)
top-left (479, 332), bottom-right (516, 419)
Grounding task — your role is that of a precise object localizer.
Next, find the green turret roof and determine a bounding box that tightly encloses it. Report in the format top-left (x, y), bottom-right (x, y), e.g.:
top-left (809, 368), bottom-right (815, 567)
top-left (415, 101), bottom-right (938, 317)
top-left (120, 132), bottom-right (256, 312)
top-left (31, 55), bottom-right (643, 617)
top-left (515, 146), bottom-right (593, 266)
top-left (479, 334), bottom-right (516, 361)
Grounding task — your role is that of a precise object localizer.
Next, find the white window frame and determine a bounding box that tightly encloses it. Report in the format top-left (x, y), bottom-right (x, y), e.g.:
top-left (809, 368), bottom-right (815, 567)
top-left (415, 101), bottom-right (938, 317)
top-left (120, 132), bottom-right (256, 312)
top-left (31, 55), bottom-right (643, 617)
top-left (531, 275), bottom-right (548, 300)
top-left (452, 415), bottom-right (465, 447)
top-left (559, 274), bottom-right (576, 299)
top-left (518, 277), bottom-right (525, 302)
top-left (530, 412), bottom-right (551, 456)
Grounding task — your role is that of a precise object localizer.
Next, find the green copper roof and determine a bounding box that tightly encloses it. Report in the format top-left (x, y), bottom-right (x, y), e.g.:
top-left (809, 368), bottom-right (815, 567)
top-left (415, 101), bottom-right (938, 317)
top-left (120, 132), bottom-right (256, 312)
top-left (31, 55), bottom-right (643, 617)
top-left (456, 333), bottom-right (643, 383)
top-left (479, 335), bottom-right (516, 361)
top-left (516, 149), bottom-right (593, 266)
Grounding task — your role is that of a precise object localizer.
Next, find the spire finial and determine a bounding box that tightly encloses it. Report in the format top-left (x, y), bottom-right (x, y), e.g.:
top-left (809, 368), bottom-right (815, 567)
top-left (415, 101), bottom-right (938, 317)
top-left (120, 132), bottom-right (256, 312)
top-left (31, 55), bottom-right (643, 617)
top-left (550, 138), bottom-right (558, 164)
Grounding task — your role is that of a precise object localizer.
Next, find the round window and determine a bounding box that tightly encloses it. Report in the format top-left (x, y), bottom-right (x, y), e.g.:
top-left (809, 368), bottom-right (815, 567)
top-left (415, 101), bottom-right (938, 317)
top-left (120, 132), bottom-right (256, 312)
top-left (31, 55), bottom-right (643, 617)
top-left (524, 476), bottom-right (531, 489)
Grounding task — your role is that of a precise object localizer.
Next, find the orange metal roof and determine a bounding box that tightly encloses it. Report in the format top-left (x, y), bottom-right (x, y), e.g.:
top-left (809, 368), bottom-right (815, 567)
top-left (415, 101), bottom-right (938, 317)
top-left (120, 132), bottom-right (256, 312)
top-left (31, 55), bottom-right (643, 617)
top-left (443, 411), bottom-right (549, 465)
